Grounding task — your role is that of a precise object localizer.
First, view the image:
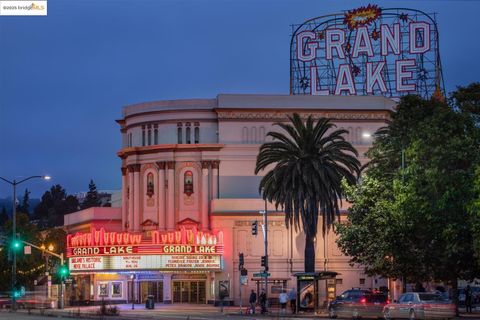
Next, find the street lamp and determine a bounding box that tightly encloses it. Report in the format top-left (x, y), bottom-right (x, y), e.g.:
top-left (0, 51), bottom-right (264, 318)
top-left (0, 175), bottom-right (51, 311)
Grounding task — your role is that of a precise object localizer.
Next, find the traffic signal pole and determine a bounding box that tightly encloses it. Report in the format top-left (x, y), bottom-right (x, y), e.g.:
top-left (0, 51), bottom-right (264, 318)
top-left (15, 239), bottom-right (65, 309)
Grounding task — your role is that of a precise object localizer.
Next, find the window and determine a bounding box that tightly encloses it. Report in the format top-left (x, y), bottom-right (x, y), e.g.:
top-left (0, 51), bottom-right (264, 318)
top-left (154, 125), bottom-right (158, 144)
top-left (184, 171), bottom-right (194, 196)
top-left (147, 125), bottom-right (152, 146)
top-left (186, 127), bottom-right (191, 144)
top-left (359, 278), bottom-right (365, 285)
top-left (128, 133), bottom-right (133, 147)
top-left (142, 126), bottom-right (146, 146)
top-left (111, 282), bottom-right (122, 297)
top-left (146, 172), bottom-right (154, 197)
top-left (194, 127), bottom-right (199, 144)
top-left (177, 127), bottom-right (183, 144)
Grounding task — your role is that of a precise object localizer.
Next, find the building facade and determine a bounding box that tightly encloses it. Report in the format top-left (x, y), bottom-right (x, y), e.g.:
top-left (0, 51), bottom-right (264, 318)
top-left (63, 94), bottom-right (395, 307)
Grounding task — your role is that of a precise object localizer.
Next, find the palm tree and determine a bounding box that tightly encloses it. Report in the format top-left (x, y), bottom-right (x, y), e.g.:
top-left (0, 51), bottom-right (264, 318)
top-left (255, 113), bottom-right (360, 272)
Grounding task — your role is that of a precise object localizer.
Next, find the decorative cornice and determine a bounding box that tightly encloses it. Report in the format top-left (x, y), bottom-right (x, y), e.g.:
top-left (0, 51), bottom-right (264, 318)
top-left (201, 161), bottom-right (211, 169)
top-left (167, 161), bottom-right (175, 170)
top-left (156, 161), bottom-right (166, 170)
top-left (216, 110), bottom-right (390, 121)
top-left (117, 144), bottom-right (225, 159)
top-left (211, 160), bottom-right (220, 169)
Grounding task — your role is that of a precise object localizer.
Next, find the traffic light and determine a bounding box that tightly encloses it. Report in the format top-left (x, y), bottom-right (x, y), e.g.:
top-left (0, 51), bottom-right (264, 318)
top-left (13, 282), bottom-right (23, 298)
top-left (251, 221), bottom-right (258, 235)
top-left (58, 264), bottom-right (69, 278)
top-left (239, 252), bottom-right (244, 270)
top-left (11, 239), bottom-right (22, 251)
top-left (261, 255), bottom-right (268, 271)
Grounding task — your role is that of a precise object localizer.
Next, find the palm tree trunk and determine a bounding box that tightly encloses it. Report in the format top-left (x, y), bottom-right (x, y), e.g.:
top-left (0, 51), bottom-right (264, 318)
top-left (304, 233), bottom-right (315, 272)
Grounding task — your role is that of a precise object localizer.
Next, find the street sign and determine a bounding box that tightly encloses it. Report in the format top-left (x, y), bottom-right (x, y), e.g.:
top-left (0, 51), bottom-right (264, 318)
top-left (24, 245), bottom-right (31, 255)
top-left (253, 272), bottom-right (270, 278)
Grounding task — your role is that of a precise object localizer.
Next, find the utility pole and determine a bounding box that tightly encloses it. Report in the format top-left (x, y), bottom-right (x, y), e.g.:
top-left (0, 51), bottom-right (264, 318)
top-left (260, 199), bottom-right (268, 312)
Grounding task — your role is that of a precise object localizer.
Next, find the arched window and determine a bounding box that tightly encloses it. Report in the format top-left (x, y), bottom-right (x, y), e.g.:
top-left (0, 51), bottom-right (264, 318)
top-left (194, 127), bottom-right (200, 144)
top-left (184, 171), bottom-right (194, 196)
top-left (186, 127), bottom-right (191, 144)
top-left (251, 127), bottom-right (257, 144)
top-left (146, 173), bottom-right (154, 198)
top-left (154, 128), bottom-right (158, 145)
top-left (242, 127), bottom-right (248, 143)
top-left (142, 126), bottom-right (146, 146)
top-left (147, 127), bottom-right (152, 146)
top-left (177, 127), bottom-right (183, 144)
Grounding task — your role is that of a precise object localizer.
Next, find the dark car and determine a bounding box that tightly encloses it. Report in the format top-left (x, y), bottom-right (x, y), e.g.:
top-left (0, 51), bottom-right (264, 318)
top-left (328, 289), bottom-right (389, 319)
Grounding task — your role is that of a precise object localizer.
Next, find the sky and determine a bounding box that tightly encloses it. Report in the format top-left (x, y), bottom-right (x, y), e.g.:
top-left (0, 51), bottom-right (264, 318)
top-left (0, 0), bottom-right (479, 199)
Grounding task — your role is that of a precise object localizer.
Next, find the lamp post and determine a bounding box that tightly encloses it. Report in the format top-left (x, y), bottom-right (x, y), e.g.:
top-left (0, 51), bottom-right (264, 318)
top-left (0, 175), bottom-right (51, 311)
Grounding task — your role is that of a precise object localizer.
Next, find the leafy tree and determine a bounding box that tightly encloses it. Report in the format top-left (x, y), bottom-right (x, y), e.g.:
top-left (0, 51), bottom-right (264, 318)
top-left (34, 185), bottom-right (79, 228)
top-left (17, 188), bottom-right (31, 214)
top-left (450, 82), bottom-right (480, 123)
top-left (81, 179), bottom-right (101, 209)
top-left (255, 113), bottom-right (360, 272)
top-left (0, 206), bottom-right (8, 227)
top-left (336, 93), bottom-right (480, 293)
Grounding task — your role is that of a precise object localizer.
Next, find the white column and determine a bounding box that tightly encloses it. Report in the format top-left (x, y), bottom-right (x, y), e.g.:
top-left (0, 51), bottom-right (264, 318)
top-left (156, 161), bottom-right (166, 230)
top-left (133, 164), bottom-right (141, 232)
top-left (128, 166), bottom-right (135, 231)
top-left (201, 161), bottom-right (210, 230)
top-left (121, 167), bottom-right (127, 231)
top-left (212, 160), bottom-right (219, 199)
top-left (163, 273), bottom-right (172, 304)
top-left (167, 161), bottom-right (175, 230)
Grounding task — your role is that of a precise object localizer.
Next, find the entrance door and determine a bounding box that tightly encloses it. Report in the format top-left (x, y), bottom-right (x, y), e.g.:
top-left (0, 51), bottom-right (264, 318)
top-left (140, 281), bottom-right (164, 303)
top-left (172, 281), bottom-right (206, 303)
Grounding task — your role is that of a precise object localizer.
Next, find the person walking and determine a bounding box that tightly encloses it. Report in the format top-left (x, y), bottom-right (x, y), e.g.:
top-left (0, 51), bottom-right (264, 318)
top-left (465, 285), bottom-right (473, 313)
top-left (288, 288), bottom-right (297, 314)
top-left (279, 290), bottom-right (288, 314)
top-left (249, 289), bottom-right (257, 314)
top-left (259, 289), bottom-right (267, 315)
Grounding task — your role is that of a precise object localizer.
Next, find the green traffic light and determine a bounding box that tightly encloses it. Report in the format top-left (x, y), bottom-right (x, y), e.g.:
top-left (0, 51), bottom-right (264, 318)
top-left (11, 239), bottom-right (22, 250)
top-left (59, 265), bottom-right (69, 277)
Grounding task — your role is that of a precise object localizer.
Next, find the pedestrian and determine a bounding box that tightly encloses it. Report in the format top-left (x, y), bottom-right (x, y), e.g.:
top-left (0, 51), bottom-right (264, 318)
top-left (466, 285), bottom-right (473, 313)
top-left (259, 289), bottom-right (267, 314)
top-left (279, 290), bottom-right (288, 314)
top-left (249, 289), bottom-right (257, 314)
top-left (219, 288), bottom-right (227, 313)
top-left (288, 287), bottom-right (297, 314)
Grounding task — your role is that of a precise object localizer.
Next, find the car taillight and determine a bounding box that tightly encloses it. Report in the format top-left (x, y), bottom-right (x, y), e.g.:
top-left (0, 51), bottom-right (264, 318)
top-left (386, 299), bottom-right (390, 304)
top-left (360, 298), bottom-right (366, 303)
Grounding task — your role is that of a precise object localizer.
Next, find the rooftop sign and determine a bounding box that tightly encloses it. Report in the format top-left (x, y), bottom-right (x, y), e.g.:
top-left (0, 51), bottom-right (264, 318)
top-left (290, 5), bottom-right (443, 98)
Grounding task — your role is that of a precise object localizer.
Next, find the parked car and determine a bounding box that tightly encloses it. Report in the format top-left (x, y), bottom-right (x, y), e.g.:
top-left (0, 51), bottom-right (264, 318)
top-left (383, 292), bottom-right (455, 320)
top-left (328, 289), bottom-right (389, 318)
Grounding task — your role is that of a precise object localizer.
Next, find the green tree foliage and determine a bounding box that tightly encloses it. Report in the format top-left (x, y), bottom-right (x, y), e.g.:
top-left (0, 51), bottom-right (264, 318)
top-left (336, 93), bottom-right (480, 287)
top-left (81, 179), bottom-right (101, 209)
top-left (450, 82), bottom-right (480, 123)
top-left (255, 113), bottom-right (360, 272)
top-left (33, 185), bottom-right (79, 228)
top-left (17, 188), bottom-right (30, 214)
top-left (0, 206), bottom-right (8, 227)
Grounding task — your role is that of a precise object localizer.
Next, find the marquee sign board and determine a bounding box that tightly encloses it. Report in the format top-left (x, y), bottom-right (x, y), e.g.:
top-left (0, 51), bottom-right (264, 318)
top-left (290, 5), bottom-right (444, 98)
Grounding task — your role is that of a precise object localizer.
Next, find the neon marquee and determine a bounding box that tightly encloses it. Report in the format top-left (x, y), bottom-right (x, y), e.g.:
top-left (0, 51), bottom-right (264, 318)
top-left (66, 227), bottom-right (224, 257)
top-left (290, 5), bottom-right (443, 98)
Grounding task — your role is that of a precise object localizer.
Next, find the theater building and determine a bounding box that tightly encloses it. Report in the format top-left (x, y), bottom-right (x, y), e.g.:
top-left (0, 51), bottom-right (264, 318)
top-left (63, 94), bottom-right (395, 306)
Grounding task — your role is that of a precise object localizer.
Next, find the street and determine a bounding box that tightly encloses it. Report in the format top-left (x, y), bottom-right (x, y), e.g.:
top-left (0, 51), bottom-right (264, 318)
top-left (0, 304), bottom-right (479, 320)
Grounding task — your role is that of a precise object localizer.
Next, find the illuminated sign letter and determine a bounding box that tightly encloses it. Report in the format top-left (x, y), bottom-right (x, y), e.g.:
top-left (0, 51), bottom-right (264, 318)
top-left (296, 31), bottom-right (319, 62)
top-left (325, 29), bottom-right (345, 60)
top-left (310, 66), bottom-right (329, 95)
top-left (352, 26), bottom-right (374, 58)
top-left (381, 24), bottom-right (401, 55)
top-left (366, 62), bottom-right (387, 94)
top-left (396, 59), bottom-right (416, 92)
top-left (335, 64), bottom-right (356, 95)
top-left (409, 22), bottom-right (430, 54)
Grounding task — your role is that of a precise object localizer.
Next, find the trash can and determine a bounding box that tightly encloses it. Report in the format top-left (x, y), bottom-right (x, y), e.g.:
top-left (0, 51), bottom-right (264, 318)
top-left (145, 295), bottom-right (154, 309)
